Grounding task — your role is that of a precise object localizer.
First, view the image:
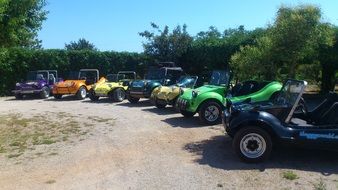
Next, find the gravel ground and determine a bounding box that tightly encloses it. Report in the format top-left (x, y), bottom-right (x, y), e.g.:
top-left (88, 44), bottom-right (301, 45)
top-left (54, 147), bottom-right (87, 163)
top-left (0, 96), bottom-right (337, 190)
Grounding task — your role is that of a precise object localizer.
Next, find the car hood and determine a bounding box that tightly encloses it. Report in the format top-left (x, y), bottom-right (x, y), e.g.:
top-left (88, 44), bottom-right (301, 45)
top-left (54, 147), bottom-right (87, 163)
top-left (94, 82), bottom-right (121, 90)
top-left (131, 79), bottom-right (161, 87)
top-left (17, 80), bottom-right (46, 88)
top-left (180, 85), bottom-right (226, 99)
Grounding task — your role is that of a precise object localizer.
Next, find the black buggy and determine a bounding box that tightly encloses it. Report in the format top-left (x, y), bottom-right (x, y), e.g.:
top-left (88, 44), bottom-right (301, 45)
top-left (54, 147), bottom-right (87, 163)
top-left (222, 79), bottom-right (338, 163)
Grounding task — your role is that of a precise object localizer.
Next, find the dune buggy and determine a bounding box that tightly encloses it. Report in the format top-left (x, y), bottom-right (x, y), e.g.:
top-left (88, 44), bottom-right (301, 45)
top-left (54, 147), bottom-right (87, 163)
top-left (89, 71), bottom-right (136, 102)
top-left (127, 62), bottom-right (184, 103)
top-left (176, 70), bottom-right (282, 125)
top-left (52, 69), bottom-right (105, 100)
top-left (223, 79), bottom-right (338, 163)
top-left (12, 70), bottom-right (60, 99)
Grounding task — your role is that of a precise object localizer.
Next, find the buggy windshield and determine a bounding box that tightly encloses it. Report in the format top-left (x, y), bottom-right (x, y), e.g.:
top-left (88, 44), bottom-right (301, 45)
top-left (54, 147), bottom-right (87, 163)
top-left (274, 80), bottom-right (307, 106)
top-left (106, 74), bottom-right (125, 82)
top-left (26, 71), bottom-right (48, 81)
top-left (176, 76), bottom-right (197, 88)
top-left (209, 70), bottom-right (230, 86)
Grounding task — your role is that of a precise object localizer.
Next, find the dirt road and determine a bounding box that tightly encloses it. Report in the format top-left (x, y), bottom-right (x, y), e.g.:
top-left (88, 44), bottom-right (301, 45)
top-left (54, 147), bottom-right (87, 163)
top-left (0, 97), bottom-right (337, 190)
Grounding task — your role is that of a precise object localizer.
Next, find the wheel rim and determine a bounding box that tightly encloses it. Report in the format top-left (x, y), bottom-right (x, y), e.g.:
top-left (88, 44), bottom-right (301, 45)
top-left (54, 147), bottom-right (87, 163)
top-left (240, 133), bottom-right (267, 159)
top-left (204, 105), bottom-right (219, 122)
top-left (80, 88), bottom-right (86, 98)
top-left (118, 90), bottom-right (125, 100)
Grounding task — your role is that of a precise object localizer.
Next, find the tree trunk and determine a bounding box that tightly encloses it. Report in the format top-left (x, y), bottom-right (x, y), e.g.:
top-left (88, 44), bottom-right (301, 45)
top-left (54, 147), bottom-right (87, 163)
top-left (321, 63), bottom-right (336, 93)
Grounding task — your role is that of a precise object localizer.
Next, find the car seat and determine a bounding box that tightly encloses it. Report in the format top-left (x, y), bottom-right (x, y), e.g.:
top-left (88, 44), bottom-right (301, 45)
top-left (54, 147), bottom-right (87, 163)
top-left (317, 102), bottom-right (338, 125)
top-left (307, 92), bottom-right (338, 124)
top-left (36, 74), bottom-right (45, 80)
top-left (49, 74), bottom-right (56, 84)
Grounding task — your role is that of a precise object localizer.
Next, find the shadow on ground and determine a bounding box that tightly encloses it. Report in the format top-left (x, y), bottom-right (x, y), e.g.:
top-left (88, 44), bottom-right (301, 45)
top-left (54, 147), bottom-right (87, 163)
top-left (82, 98), bottom-right (114, 104)
top-left (43, 95), bottom-right (82, 102)
top-left (115, 99), bottom-right (153, 107)
top-left (184, 135), bottom-right (338, 175)
top-left (142, 107), bottom-right (177, 115)
top-left (161, 116), bottom-right (211, 128)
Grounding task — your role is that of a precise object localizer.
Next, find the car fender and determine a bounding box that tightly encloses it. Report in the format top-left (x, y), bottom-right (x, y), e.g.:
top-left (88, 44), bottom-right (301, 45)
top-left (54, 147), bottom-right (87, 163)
top-left (192, 92), bottom-right (225, 112)
top-left (229, 111), bottom-right (292, 140)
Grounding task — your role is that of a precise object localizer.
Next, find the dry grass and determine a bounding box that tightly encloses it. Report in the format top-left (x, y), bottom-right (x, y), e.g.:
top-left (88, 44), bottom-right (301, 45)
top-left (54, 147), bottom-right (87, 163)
top-left (0, 112), bottom-right (93, 158)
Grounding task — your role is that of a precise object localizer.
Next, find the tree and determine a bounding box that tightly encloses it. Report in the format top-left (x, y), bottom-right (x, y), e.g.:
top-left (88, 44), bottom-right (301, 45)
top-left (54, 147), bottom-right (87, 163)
top-left (65, 38), bottom-right (97, 51)
top-left (269, 5), bottom-right (330, 78)
top-left (0, 0), bottom-right (48, 48)
top-left (230, 4), bottom-right (336, 87)
top-left (317, 26), bottom-right (338, 93)
top-left (139, 23), bottom-right (193, 64)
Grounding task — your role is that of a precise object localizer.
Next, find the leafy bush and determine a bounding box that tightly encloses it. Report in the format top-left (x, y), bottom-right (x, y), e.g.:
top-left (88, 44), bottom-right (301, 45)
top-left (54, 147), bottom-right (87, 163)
top-left (0, 48), bottom-right (147, 96)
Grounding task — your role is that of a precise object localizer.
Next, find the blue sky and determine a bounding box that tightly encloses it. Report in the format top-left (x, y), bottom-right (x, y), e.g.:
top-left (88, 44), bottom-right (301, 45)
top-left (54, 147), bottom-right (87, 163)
top-left (38, 0), bottom-right (338, 52)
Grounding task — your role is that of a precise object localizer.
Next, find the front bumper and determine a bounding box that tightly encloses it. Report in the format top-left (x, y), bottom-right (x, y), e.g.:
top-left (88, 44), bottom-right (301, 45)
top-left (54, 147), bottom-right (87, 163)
top-left (12, 89), bottom-right (42, 94)
top-left (222, 109), bottom-right (231, 133)
top-left (176, 98), bottom-right (190, 111)
top-left (52, 87), bottom-right (77, 95)
top-left (129, 90), bottom-right (151, 98)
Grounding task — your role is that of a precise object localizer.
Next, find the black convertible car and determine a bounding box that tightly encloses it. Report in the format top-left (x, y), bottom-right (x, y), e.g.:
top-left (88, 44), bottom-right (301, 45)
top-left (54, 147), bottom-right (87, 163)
top-left (222, 79), bottom-right (338, 163)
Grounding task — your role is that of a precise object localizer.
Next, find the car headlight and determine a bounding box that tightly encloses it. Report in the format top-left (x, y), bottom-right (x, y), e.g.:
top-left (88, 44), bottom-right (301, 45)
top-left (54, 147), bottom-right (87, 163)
top-left (192, 90), bottom-right (198, 98)
top-left (179, 88), bottom-right (184, 95)
top-left (16, 83), bottom-right (20, 86)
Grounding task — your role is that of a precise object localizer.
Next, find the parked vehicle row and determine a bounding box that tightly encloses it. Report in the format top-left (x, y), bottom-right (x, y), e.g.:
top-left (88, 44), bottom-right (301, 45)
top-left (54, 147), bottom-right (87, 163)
top-left (12, 64), bottom-right (338, 163)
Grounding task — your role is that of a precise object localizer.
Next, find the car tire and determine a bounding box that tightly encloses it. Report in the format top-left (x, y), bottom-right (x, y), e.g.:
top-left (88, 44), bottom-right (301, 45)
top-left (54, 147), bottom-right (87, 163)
top-left (113, 88), bottom-right (126, 102)
top-left (40, 87), bottom-right (50, 99)
top-left (180, 110), bottom-right (195, 118)
top-left (127, 95), bottom-right (140, 104)
top-left (15, 94), bottom-right (23, 99)
top-left (155, 99), bottom-right (166, 109)
top-left (198, 101), bottom-right (222, 125)
top-left (76, 86), bottom-right (87, 100)
top-left (233, 126), bottom-right (272, 163)
top-left (89, 89), bottom-right (99, 101)
top-left (53, 94), bottom-right (62, 99)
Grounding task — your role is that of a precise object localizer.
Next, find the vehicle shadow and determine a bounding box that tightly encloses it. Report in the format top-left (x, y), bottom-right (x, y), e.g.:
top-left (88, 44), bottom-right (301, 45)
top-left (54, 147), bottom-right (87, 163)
top-left (5, 96), bottom-right (40, 101)
top-left (184, 135), bottom-right (338, 175)
top-left (81, 98), bottom-right (114, 104)
top-left (142, 107), bottom-right (178, 115)
top-left (43, 95), bottom-right (82, 102)
top-left (162, 116), bottom-right (208, 128)
top-left (115, 99), bottom-right (153, 107)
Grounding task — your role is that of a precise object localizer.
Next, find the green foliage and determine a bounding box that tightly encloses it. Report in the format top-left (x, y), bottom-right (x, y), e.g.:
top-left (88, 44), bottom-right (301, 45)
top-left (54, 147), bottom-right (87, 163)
top-left (282, 171), bottom-right (299, 180)
top-left (0, 0), bottom-right (47, 48)
top-left (139, 23), bottom-right (193, 63)
top-left (0, 48), bottom-right (147, 96)
top-left (65, 38), bottom-right (97, 51)
top-left (230, 4), bottom-right (337, 92)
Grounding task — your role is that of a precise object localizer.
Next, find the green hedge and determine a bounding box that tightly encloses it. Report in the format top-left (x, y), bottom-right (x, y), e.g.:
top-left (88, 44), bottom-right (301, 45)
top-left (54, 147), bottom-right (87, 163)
top-left (0, 48), bottom-right (149, 96)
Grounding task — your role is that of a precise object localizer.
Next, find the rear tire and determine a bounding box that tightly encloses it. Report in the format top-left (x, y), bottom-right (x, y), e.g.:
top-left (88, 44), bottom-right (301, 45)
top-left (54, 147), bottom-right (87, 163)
top-left (233, 126), bottom-right (272, 163)
top-left (127, 95), bottom-right (140, 104)
top-left (53, 94), bottom-right (62, 99)
top-left (180, 110), bottom-right (195, 118)
top-left (113, 88), bottom-right (126, 102)
top-left (40, 87), bottom-right (50, 99)
top-left (15, 94), bottom-right (23, 99)
top-left (198, 101), bottom-right (222, 125)
top-left (89, 89), bottom-right (99, 101)
top-left (76, 86), bottom-right (87, 100)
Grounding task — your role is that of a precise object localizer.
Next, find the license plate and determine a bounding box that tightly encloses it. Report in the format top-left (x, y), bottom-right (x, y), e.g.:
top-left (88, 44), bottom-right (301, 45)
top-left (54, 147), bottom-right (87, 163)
top-left (21, 91), bottom-right (34, 94)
